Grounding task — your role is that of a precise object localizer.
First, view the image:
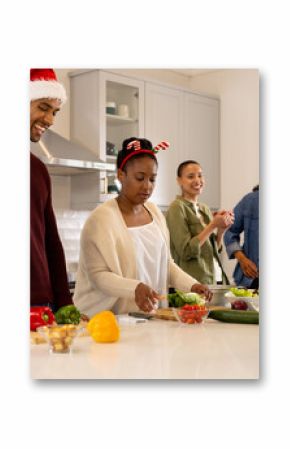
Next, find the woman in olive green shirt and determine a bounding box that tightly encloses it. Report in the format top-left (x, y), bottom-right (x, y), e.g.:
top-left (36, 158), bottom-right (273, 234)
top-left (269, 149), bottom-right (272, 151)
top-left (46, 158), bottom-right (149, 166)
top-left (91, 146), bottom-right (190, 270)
top-left (166, 160), bottom-right (234, 285)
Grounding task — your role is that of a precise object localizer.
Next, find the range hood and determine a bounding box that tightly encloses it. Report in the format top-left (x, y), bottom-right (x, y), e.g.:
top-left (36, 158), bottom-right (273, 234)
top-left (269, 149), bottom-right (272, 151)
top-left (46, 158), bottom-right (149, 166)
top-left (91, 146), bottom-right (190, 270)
top-left (30, 129), bottom-right (115, 175)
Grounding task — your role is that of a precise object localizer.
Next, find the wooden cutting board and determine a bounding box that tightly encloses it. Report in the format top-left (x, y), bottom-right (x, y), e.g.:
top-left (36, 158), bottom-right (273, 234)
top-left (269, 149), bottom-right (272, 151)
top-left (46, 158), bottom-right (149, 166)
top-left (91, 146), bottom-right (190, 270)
top-left (208, 305), bottom-right (230, 311)
top-left (153, 308), bottom-right (177, 321)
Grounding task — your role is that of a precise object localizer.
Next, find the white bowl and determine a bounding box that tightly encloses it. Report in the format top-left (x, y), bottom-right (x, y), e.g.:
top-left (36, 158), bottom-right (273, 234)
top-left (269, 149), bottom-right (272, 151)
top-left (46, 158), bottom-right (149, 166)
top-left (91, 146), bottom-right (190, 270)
top-left (225, 291), bottom-right (259, 312)
top-left (207, 285), bottom-right (236, 306)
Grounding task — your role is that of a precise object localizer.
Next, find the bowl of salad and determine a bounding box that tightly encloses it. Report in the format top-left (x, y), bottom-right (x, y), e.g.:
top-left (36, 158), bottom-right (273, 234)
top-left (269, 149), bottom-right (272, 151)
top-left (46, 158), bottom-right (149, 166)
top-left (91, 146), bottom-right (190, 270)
top-left (173, 304), bottom-right (209, 325)
top-left (168, 290), bottom-right (209, 325)
top-left (225, 287), bottom-right (259, 312)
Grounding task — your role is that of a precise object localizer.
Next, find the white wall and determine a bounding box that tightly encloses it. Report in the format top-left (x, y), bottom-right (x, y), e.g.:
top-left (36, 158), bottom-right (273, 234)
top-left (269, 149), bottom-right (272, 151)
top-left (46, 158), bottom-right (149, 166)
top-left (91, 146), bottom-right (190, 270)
top-left (189, 69), bottom-right (259, 208)
top-left (189, 69), bottom-right (259, 279)
top-left (52, 69), bottom-right (73, 139)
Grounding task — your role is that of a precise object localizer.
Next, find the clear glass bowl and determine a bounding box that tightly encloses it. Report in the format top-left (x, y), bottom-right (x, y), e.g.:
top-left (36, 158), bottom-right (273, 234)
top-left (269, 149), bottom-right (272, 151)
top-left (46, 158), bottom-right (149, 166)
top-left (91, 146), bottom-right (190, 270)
top-left (36, 324), bottom-right (83, 353)
top-left (173, 306), bottom-right (209, 325)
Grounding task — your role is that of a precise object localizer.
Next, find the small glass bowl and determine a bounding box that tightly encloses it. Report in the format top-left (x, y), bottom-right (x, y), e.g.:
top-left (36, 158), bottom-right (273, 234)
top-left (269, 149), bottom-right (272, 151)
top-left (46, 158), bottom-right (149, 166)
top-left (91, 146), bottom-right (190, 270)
top-left (173, 306), bottom-right (209, 325)
top-left (36, 324), bottom-right (83, 354)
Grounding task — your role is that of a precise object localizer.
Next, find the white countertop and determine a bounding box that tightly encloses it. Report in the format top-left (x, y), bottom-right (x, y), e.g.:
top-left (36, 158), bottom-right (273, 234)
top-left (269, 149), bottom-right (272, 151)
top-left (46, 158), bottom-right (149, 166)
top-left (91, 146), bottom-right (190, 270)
top-left (30, 318), bottom-right (259, 380)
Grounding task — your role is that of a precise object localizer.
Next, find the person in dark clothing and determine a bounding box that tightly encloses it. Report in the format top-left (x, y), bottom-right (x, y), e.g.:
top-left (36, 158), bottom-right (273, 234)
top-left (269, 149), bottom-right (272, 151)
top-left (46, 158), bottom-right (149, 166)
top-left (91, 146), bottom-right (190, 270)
top-left (30, 68), bottom-right (72, 311)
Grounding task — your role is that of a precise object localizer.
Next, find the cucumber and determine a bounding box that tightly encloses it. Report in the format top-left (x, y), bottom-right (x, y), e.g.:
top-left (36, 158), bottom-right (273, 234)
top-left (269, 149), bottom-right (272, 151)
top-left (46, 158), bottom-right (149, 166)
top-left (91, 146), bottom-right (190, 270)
top-left (208, 309), bottom-right (259, 324)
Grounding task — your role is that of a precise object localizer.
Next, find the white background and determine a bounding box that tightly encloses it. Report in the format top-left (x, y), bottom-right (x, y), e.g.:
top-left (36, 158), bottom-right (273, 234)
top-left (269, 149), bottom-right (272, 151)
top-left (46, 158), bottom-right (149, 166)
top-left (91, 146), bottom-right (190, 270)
top-left (1, 1), bottom-right (288, 448)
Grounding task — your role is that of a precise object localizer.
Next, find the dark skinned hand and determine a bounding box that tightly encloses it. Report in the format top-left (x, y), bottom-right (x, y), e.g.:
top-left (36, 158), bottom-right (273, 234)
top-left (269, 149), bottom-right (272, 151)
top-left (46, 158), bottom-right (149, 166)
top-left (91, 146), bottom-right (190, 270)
top-left (135, 282), bottom-right (159, 312)
top-left (191, 283), bottom-right (213, 301)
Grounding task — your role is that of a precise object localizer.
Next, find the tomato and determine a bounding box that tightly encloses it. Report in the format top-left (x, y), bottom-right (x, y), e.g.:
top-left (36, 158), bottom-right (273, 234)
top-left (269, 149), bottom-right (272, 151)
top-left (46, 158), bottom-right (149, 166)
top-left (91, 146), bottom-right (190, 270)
top-left (178, 305), bottom-right (208, 324)
top-left (177, 310), bottom-right (183, 318)
top-left (182, 304), bottom-right (195, 311)
top-left (186, 318), bottom-right (195, 324)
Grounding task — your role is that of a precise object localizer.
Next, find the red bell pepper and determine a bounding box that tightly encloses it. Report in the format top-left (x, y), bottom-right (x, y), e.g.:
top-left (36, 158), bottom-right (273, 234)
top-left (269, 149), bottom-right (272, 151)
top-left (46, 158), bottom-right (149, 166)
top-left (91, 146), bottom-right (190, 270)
top-left (30, 306), bottom-right (55, 331)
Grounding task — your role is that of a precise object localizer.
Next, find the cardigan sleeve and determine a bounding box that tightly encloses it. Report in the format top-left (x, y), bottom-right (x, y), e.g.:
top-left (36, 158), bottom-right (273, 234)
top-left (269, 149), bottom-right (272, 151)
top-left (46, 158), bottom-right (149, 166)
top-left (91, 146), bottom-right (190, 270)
top-left (168, 258), bottom-right (198, 290)
top-left (79, 211), bottom-right (140, 300)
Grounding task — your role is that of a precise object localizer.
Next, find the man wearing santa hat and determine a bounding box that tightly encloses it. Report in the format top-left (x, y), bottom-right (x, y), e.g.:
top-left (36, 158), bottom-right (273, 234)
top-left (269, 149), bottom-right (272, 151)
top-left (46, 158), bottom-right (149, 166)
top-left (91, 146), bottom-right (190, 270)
top-left (30, 69), bottom-right (73, 311)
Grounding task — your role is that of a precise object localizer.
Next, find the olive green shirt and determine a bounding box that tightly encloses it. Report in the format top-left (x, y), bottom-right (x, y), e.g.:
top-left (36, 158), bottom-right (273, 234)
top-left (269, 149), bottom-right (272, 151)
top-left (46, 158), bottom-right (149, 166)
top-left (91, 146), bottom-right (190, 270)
top-left (166, 196), bottom-right (229, 285)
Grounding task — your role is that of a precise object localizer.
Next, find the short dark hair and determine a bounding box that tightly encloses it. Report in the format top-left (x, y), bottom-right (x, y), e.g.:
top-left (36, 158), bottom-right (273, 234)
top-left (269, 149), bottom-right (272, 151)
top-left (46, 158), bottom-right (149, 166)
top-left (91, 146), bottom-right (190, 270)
top-left (117, 137), bottom-right (158, 171)
top-left (177, 160), bottom-right (200, 177)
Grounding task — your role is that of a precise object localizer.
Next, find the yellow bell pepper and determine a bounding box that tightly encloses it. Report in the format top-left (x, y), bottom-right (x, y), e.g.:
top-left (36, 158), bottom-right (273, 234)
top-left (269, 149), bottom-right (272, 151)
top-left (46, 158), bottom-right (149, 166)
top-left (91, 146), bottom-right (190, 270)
top-left (87, 311), bottom-right (120, 343)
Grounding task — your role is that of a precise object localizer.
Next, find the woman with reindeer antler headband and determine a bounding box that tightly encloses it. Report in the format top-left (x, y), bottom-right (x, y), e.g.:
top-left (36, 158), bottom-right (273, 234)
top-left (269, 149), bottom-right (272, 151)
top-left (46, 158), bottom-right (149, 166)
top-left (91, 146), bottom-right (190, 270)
top-left (73, 137), bottom-right (212, 317)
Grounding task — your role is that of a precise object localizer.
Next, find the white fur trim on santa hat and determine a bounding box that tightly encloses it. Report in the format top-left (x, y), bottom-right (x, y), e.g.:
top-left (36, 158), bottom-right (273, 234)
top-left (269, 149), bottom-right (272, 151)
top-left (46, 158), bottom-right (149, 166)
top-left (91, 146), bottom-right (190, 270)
top-left (30, 80), bottom-right (67, 104)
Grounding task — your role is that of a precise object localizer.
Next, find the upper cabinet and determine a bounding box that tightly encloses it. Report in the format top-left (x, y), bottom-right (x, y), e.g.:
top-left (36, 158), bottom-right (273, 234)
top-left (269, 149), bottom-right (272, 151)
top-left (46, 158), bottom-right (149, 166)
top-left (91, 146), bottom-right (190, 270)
top-left (145, 82), bottom-right (220, 209)
top-left (182, 92), bottom-right (220, 209)
top-left (145, 83), bottom-right (182, 207)
top-left (99, 71), bottom-right (144, 162)
top-left (70, 70), bottom-right (144, 202)
top-left (70, 70), bottom-right (144, 162)
top-left (69, 70), bottom-right (220, 209)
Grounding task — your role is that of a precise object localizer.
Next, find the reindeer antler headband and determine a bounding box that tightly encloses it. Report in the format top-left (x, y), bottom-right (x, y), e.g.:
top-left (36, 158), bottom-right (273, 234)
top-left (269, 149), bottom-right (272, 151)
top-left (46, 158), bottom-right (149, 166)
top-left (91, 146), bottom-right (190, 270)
top-left (119, 140), bottom-right (170, 170)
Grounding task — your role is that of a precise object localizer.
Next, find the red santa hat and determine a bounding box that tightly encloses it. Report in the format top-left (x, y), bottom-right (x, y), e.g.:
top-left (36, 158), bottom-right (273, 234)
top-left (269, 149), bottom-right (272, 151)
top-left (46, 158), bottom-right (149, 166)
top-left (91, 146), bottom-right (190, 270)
top-left (30, 68), bottom-right (67, 104)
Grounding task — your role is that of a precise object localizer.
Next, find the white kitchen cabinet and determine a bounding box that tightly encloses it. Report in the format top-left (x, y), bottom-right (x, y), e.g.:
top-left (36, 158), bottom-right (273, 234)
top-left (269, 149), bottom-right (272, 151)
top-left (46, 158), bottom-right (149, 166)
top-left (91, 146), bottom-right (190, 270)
top-left (70, 71), bottom-right (219, 209)
top-left (70, 70), bottom-right (144, 159)
top-left (70, 70), bottom-right (145, 196)
top-left (182, 92), bottom-right (220, 209)
top-left (145, 82), bottom-right (220, 209)
top-left (145, 83), bottom-right (182, 207)
top-left (99, 71), bottom-right (144, 159)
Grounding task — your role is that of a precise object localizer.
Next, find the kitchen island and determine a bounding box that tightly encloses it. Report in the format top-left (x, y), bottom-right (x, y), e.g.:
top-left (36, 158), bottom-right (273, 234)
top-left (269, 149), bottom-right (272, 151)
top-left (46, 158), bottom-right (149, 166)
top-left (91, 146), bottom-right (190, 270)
top-left (30, 318), bottom-right (259, 380)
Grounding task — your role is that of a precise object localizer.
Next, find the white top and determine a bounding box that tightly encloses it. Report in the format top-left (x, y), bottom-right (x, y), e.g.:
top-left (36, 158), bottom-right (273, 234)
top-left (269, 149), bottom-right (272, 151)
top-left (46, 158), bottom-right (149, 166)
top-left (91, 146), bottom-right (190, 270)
top-left (128, 220), bottom-right (168, 296)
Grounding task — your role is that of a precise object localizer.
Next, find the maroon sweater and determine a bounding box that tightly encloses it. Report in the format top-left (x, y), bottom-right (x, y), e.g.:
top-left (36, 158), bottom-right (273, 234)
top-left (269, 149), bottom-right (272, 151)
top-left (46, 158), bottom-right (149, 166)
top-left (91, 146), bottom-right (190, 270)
top-left (30, 153), bottom-right (72, 309)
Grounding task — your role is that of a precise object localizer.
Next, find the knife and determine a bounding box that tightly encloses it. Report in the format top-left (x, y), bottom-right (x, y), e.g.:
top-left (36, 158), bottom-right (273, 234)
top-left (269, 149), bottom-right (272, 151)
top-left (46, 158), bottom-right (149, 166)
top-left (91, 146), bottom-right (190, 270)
top-left (128, 312), bottom-right (155, 320)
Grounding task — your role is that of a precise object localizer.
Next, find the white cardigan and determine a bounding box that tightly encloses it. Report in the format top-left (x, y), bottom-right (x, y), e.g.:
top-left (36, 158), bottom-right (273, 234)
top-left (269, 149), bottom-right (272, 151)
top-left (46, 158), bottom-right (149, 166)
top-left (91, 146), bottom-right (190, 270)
top-left (73, 199), bottom-right (197, 317)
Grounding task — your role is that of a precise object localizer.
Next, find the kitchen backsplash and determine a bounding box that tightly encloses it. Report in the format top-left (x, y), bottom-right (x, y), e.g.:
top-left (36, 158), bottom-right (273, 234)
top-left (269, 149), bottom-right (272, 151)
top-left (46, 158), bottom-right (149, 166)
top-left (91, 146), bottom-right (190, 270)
top-left (55, 209), bottom-right (91, 279)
